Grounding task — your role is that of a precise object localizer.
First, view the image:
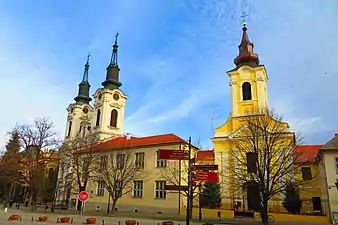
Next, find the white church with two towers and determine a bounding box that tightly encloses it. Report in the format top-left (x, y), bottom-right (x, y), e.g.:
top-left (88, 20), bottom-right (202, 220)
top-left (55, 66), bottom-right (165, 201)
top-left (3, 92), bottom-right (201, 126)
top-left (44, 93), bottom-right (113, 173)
top-left (57, 34), bottom-right (202, 213)
top-left (64, 35), bottom-right (127, 142)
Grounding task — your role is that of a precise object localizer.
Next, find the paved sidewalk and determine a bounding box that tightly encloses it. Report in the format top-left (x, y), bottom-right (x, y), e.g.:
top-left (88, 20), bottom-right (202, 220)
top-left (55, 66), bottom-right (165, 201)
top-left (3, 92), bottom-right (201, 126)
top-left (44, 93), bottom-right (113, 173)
top-left (0, 209), bottom-right (330, 225)
top-left (0, 209), bottom-right (202, 225)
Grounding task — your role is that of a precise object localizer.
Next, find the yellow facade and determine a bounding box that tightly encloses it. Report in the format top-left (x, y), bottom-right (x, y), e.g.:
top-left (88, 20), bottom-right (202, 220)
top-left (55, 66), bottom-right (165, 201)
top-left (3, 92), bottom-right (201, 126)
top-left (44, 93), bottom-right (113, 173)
top-left (297, 160), bottom-right (323, 214)
top-left (72, 143), bottom-right (196, 215)
top-left (210, 25), bottom-right (322, 215)
top-left (212, 62), bottom-right (292, 209)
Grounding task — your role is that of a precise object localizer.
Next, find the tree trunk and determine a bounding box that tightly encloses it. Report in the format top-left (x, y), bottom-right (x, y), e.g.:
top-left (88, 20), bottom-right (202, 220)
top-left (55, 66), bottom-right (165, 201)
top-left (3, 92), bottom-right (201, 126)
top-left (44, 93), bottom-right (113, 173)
top-left (31, 184), bottom-right (38, 211)
top-left (10, 182), bottom-right (17, 200)
top-left (111, 198), bottom-right (118, 214)
top-left (261, 196), bottom-right (269, 225)
top-left (3, 183), bottom-right (10, 208)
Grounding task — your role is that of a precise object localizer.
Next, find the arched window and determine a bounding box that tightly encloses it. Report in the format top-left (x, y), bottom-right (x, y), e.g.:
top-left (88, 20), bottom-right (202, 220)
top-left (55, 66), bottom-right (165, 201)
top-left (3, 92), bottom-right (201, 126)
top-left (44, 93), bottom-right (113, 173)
top-left (67, 121), bottom-right (72, 136)
top-left (242, 82), bottom-right (252, 101)
top-left (110, 109), bottom-right (118, 127)
top-left (96, 109), bottom-right (101, 126)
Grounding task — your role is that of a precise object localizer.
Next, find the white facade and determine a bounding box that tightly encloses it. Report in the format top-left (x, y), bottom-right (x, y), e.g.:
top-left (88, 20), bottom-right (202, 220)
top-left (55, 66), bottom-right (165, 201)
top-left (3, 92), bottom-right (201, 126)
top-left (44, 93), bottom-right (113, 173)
top-left (92, 88), bottom-right (127, 141)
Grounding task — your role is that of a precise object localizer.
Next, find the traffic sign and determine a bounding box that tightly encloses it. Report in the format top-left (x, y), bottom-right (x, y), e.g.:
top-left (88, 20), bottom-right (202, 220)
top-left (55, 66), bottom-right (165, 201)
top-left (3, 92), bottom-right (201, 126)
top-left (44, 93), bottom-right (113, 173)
top-left (78, 191), bottom-right (89, 202)
top-left (158, 149), bottom-right (189, 160)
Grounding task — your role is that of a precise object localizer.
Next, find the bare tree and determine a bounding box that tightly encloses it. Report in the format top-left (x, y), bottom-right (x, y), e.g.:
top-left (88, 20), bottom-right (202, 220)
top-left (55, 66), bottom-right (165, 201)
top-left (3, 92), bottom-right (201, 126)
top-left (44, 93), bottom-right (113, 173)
top-left (60, 133), bottom-right (100, 211)
top-left (92, 150), bottom-right (148, 214)
top-left (222, 109), bottom-right (304, 224)
top-left (10, 118), bottom-right (61, 211)
top-left (12, 117), bottom-right (61, 150)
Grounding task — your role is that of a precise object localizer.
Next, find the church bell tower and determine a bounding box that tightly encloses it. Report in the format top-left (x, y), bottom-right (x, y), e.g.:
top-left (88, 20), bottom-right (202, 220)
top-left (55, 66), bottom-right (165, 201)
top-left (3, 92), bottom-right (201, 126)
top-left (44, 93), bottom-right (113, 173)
top-left (64, 55), bottom-right (93, 140)
top-left (228, 22), bottom-right (269, 117)
top-left (92, 33), bottom-right (127, 141)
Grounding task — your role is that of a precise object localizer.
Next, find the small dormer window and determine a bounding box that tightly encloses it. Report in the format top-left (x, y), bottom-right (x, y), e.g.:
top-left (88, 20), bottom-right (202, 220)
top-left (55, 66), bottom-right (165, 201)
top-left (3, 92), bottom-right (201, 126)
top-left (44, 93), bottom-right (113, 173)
top-left (242, 82), bottom-right (252, 101)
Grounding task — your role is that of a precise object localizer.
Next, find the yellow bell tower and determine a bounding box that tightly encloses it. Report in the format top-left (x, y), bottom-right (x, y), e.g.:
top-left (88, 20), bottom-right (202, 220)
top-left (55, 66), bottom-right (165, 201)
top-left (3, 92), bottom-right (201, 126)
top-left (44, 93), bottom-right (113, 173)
top-left (212, 22), bottom-right (271, 207)
top-left (228, 22), bottom-right (269, 117)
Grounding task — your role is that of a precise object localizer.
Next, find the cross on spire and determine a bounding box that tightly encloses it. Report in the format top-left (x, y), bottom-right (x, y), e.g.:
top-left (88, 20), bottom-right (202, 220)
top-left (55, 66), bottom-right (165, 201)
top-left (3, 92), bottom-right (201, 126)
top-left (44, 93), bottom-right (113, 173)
top-left (241, 12), bottom-right (248, 26)
top-left (115, 32), bottom-right (119, 44)
top-left (86, 52), bottom-right (91, 64)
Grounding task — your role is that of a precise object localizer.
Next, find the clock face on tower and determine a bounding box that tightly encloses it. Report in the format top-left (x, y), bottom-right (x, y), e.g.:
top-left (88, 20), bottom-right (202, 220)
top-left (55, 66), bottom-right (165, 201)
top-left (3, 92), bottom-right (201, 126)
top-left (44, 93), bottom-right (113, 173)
top-left (113, 93), bottom-right (119, 101)
top-left (82, 107), bottom-right (89, 114)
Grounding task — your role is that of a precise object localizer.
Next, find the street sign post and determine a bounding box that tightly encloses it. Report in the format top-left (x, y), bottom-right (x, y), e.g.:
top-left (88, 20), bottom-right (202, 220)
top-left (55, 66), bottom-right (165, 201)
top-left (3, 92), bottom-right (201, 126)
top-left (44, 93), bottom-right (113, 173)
top-left (158, 149), bottom-right (189, 160)
top-left (78, 191), bottom-right (89, 219)
top-left (194, 171), bottom-right (219, 182)
top-left (165, 185), bottom-right (188, 191)
top-left (193, 164), bottom-right (218, 171)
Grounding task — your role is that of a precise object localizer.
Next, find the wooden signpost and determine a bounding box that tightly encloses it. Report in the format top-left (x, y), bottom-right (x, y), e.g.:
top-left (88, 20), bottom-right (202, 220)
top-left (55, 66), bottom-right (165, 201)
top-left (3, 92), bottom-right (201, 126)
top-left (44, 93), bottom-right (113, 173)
top-left (165, 185), bottom-right (189, 191)
top-left (157, 140), bottom-right (220, 225)
top-left (193, 164), bottom-right (218, 171)
top-left (194, 171), bottom-right (219, 182)
top-left (158, 149), bottom-right (189, 160)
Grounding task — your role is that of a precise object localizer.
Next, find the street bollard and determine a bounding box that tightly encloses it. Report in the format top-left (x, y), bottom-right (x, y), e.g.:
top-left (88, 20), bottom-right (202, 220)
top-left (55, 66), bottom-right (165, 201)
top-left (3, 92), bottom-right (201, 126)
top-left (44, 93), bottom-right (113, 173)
top-left (31, 216), bottom-right (34, 222)
top-left (102, 220), bottom-right (105, 225)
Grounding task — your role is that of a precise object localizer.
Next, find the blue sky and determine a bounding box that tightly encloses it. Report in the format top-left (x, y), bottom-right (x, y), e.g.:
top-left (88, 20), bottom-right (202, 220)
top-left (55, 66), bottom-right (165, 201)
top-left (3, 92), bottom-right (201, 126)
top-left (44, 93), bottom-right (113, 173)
top-left (0, 0), bottom-right (337, 149)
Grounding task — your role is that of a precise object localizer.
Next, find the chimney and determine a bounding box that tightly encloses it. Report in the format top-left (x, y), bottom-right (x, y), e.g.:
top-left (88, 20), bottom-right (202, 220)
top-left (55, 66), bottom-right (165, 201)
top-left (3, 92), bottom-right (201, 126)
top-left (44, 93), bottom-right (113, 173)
top-left (125, 133), bottom-right (132, 140)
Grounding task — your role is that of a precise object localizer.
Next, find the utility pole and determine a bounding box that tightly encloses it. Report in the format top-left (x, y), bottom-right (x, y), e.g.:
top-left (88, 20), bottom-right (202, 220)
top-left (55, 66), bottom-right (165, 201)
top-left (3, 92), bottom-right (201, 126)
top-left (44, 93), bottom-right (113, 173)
top-left (185, 137), bottom-right (192, 225)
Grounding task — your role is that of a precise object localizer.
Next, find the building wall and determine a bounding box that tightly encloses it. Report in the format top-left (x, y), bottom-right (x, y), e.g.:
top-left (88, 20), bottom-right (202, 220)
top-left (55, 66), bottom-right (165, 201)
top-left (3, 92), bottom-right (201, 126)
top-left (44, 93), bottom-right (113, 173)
top-left (322, 150), bottom-right (338, 217)
top-left (297, 161), bottom-right (325, 214)
top-left (72, 143), bottom-right (193, 215)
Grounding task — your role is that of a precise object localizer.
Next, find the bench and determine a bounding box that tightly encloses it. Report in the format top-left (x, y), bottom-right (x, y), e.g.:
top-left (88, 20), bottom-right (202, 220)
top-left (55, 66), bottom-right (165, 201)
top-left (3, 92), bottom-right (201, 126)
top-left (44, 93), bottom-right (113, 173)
top-left (233, 211), bottom-right (255, 219)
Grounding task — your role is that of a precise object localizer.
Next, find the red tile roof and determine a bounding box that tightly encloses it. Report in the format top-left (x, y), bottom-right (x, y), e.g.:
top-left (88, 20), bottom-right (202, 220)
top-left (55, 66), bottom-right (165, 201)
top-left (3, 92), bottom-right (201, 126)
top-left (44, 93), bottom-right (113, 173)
top-left (78, 133), bottom-right (190, 154)
top-left (295, 145), bottom-right (323, 163)
top-left (196, 150), bottom-right (215, 161)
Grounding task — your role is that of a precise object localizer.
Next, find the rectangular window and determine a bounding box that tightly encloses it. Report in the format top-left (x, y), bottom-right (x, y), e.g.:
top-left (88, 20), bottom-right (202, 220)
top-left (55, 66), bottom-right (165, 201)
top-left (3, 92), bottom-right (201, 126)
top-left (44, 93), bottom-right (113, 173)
top-left (116, 153), bottom-right (125, 169)
top-left (335, 158), bottom-right (338, 173)
top-left (114, 180), bottom-right (122, 197)
top-left (301, 167), bottom-right (312, 180)
top-left (99, 156), bottom-right (108, 171)
top-left (97, 180), bottom-right (105, 196)
top-left (156, 151), bottom-right (167, 168)
top-left (135, 152), bottom-right (145, 169)
top-left (133, 181), bottom-right (143, 198)
top-left (155, 180), bottom-right (166, 199)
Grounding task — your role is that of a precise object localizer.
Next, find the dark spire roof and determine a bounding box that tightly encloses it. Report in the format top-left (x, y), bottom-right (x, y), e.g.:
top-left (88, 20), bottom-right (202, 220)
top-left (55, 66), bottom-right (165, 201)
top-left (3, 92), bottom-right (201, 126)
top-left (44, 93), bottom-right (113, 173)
top-left (102, 32), bottom-right (122, 90)
top-left (233, 22), bottom-right (260, 68)
top-left (74, 54), bottom-right (92, 104)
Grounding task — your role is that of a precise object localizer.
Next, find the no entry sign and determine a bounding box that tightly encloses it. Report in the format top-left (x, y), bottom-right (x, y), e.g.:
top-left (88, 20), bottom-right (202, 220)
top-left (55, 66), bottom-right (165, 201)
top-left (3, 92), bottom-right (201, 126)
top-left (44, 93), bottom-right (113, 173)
top-left (78, 191), bottom-right (89, 202)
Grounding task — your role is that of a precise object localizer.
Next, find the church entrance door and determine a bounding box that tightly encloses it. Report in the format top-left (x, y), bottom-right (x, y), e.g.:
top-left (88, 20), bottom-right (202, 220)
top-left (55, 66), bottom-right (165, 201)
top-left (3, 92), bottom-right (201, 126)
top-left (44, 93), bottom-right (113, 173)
top-left (244, 181), bottom-right (261, 211)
